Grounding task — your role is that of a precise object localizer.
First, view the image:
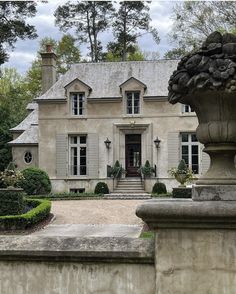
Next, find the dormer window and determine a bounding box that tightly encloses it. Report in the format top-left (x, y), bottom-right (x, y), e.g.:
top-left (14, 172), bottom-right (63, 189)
top-left (126, 92), bottom-right (140, 114)
top-left (71, 93), bottom-right (85, 115)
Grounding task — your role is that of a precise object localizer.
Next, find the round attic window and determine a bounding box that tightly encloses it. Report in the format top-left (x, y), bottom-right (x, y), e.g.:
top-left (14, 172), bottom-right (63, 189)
top-left (24, 151), bottom-right (33, 164)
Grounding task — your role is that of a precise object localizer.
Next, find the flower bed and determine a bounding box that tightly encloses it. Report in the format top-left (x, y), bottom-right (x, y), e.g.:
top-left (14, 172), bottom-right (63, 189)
top-left (0, 199), bottom-right (51, 230)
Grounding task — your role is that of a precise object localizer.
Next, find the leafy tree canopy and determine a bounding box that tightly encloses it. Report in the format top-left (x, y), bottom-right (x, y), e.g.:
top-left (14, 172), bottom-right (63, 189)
top-left (54, 1), bottom-right (114, 62)
top-left (166, 1), bottom-right (236, 58)
top-left (109, 1), bottom-right (159, 61)
top-left (0, 1), bottom-right (37, 66)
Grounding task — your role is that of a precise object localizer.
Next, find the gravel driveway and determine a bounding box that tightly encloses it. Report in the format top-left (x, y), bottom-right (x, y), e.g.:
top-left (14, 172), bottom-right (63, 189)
top-left (51, 200), bottom-right (144, 225)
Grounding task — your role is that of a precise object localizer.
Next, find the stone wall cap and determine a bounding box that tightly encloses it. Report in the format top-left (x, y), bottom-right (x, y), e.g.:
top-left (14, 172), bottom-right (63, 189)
top-left (136, 199), bottom-right (236, 229)
top-left (0, 236), bottom-right (154, 264)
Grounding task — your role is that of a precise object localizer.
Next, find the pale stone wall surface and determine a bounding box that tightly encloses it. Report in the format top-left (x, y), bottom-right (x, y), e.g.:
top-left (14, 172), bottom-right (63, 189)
top-left (0, 236), bottom-right (155, 294)
top-left (12, 146), bottom-right (38, 169)
top-left (155, 229), bottom-right (236, 294)
top-left (38, 100), bottom-right (198, 192)
top-left (0, 261), bottom-right (155, 294)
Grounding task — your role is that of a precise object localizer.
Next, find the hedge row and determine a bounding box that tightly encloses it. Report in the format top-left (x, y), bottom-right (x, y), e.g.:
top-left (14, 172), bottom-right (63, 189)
top-left (0, 199), bottom-right (51, 230)
top-left (27, 192), bottom-right (102, 200)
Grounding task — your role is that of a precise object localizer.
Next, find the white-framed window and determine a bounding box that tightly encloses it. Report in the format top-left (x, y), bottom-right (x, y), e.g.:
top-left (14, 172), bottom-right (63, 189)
top-left (181, 133), bottom-right (199, 174)
top-left (24, 151), bottom-right (33, 164)
top-left (69, 135), bottom-right (87, 176)
top-left (182, 104), bottom-right (194, 113)
top-left (126, 92), bottom-right (140, 114)
top-left (70, 93), bottom-right (85, 115)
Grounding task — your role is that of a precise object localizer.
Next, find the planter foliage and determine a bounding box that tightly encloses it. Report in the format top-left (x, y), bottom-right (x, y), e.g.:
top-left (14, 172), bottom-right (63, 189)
top-left (152, 182), bottom-right (167, 194)
top-left (172, 187), bottom-right (192, 198)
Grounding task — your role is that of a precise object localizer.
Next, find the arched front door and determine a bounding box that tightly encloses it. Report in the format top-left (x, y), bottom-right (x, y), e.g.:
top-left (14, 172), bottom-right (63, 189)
top-left (125, 134), bottom-right (141, 177)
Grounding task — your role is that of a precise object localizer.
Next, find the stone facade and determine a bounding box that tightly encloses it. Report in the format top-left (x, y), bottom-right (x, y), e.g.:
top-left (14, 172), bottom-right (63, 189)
top-left (9, 60), bottom-right (210, 193)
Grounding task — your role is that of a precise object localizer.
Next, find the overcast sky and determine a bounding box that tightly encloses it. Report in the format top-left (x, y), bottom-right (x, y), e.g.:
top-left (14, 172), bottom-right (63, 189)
top-left (5, 1), bottom-right (176, 75)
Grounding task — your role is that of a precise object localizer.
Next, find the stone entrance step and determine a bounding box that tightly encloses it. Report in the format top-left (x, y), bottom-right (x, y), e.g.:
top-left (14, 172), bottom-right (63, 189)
top-left (114, 177), bottom-right (146, 194)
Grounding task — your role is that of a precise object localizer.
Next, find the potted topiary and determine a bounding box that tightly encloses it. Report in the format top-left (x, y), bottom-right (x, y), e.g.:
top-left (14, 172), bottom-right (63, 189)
top-left (139, 160), bottom-right (155, 178)
top-left (169, 159), bottom-right (195, 198)
top-left (110, 160), bottom-right (126, 178)
top-left (0, 162), bottom-right (25, 216)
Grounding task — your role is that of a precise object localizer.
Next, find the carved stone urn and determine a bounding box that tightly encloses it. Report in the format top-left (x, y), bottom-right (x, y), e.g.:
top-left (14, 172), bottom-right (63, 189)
top-left (168, 32), bottom-right (236, 191)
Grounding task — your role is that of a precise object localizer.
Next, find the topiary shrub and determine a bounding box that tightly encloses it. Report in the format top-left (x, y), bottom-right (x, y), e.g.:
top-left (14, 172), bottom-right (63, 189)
top-left (94, 182), bottom-right (109, 194)
top-left (152, 182), bottom-right (167, 194)
top-left (19, 167), bottom-right (52, 195)
top-left (110, 160), bottom-right (125, 178)
top-left (0, 188), bottom-right (25, 216)
top-left (139, 160), bottom-right (154, 177)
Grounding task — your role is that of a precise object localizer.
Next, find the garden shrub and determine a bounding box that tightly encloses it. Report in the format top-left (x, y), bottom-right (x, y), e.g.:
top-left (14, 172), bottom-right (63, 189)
top-left (152, 182), bottom-right (167, 194)
top-left (19, 167), bottom-right (52, 195)
top-left (110, 160), bottom-right (125, 178)
top-left (94, 182), bottom-right (109, 194)
top-left (0, 189), bottom-right (25, 216)
top-left (0, 199), bottom-right (51, 230)
top-left (139, 160), bottom-right (154, 177)
top-left (172, 187), bottom-right (192, 198)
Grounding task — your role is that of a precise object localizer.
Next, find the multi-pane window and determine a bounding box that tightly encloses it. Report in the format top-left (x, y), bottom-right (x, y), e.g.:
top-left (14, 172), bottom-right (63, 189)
top-left (126, 92), bottom-right (140, 114)
top-left (71, 93), bottom-right (85, 115)
top-left (181, 133), bottom-right (199, 174)
top-left (69, 135), bottom-right (87, 176)
top-left (182, 104), bottom-right (194, 113)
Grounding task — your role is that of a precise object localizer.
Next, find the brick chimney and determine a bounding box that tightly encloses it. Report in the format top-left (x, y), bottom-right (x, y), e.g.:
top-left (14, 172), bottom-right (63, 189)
top-left (40, 44), bottom-right (57, 94)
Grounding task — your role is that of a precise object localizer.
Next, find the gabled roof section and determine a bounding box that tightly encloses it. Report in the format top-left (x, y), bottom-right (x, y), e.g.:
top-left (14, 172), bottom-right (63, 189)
top-left (64, 78), bottom-right (92, 92)
top-left (35, 60), bottom-right (179, 101)
top-left (10, 109), bottom-right (38, 132)
top-left (119, 77), bottom-right (147, 90)
top-left (8, 125), bottom-right (38, 145)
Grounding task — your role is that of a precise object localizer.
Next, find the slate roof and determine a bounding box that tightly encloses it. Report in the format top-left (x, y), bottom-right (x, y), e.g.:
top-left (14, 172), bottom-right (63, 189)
top-left (10, 108), bottom-right (38, 132)
top-left (8, 125), bottom-right (38, 145)
top-left (36, 60), bottom-right (178, 101)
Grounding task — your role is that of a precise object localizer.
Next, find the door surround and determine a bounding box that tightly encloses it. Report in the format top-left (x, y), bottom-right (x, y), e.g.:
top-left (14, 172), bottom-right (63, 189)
top-left (113, 123), bottom-right (153, 175)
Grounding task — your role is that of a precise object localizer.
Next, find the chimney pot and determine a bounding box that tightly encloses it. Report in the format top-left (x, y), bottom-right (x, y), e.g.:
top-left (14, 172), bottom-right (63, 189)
top-left (46, 44), bottom-right (53, 53)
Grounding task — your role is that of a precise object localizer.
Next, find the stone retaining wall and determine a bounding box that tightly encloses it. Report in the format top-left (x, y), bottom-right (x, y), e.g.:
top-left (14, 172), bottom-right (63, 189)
top-left (0, 236), bottom-right (155, 294)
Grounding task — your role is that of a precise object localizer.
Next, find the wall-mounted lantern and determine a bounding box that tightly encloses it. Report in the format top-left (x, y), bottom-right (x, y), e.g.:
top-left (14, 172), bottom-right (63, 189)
top-left (104, 138), bottom-right (111, 149)
top-left (154, 137), bottom-right (161, 148)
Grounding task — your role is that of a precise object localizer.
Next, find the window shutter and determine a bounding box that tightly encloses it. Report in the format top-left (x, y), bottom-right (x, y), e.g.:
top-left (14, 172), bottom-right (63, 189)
top-left (201, 144), bottom-right (210, 174)
top-left (87, 133), bottom-right (99, 178)
top-left (168, 132), bottom-right (180, 169)
top-left (56, 134), bottom-right (68, 177)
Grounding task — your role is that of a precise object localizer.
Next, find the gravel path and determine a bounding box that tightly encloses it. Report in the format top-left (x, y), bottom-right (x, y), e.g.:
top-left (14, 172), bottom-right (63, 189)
top-left (51, 200), bottom-right (144, 225)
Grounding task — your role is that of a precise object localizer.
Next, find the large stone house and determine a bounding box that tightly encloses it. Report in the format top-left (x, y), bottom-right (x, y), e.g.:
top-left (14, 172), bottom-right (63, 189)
top-left (9, 49), bottom-right (210, 193)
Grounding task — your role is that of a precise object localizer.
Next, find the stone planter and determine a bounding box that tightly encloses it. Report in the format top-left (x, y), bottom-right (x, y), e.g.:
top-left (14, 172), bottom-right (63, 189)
top-left (183, 91), bottom-right (236, 185)
top-left (168, 32), bottom-right (236, 187)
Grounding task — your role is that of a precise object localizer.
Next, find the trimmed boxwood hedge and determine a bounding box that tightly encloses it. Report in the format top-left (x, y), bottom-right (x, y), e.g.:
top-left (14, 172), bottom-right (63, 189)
top-left (0, 189), bottom-right (25, 216)
top-left (0, 199), bottom-right (51, 230)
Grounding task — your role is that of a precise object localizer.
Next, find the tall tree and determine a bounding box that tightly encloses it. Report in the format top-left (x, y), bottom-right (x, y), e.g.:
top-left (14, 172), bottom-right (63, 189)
top-left (109, 1), bottom-right (159, 61)
top-left (167, 1), bottom-right (236, 57)
top-left (54, 1), bottom-right (115, 62)
top-left (0, 1), bottom-right (37, 66)
top-left (0, 68), bottom-right (31, 170)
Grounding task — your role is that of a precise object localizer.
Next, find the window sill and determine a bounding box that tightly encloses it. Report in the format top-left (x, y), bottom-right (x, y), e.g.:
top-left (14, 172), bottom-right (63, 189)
top-left (68, 115), bottom-right (87, 119)
top-left (66, 176), bottom-right (88, 180)
top-left (123, 114), bottom-right (143, 118)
